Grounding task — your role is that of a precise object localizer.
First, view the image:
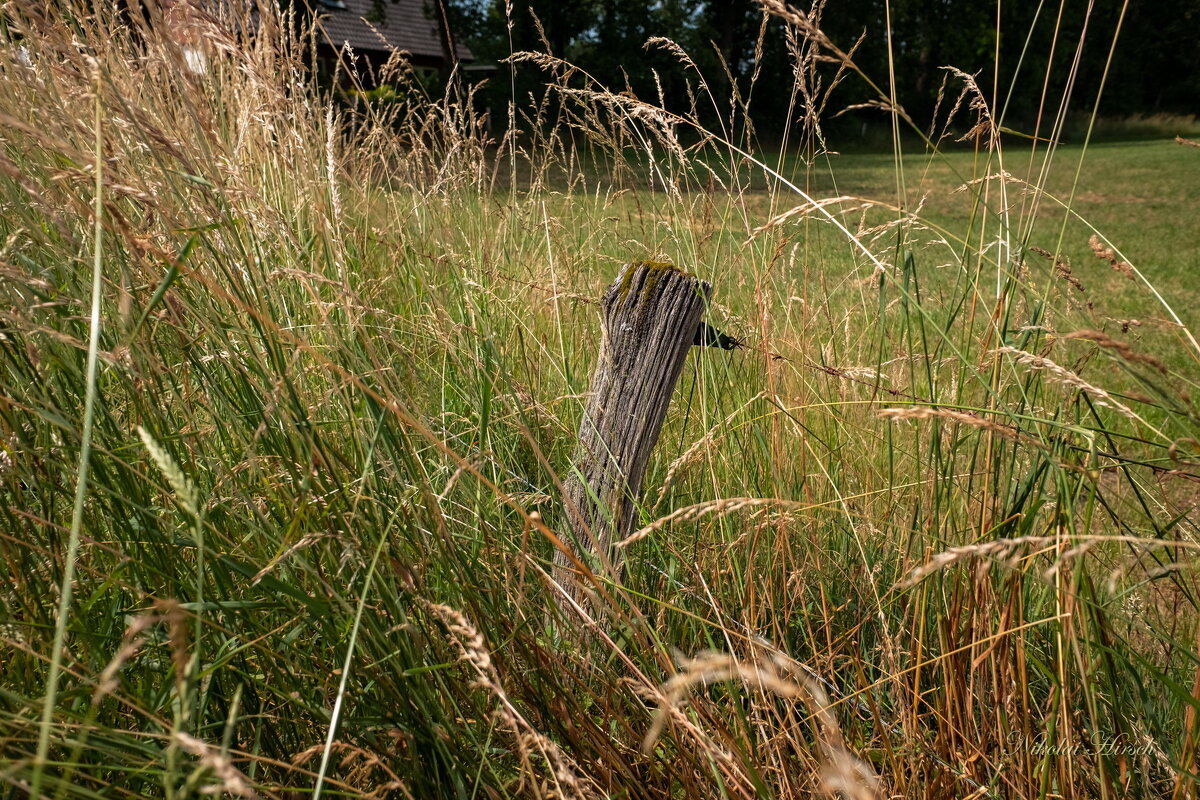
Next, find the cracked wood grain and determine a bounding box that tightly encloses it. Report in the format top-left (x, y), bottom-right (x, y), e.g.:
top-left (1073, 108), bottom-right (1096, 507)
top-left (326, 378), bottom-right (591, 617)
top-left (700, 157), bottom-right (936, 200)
top-left (554, 261), bottom-right (711, 603)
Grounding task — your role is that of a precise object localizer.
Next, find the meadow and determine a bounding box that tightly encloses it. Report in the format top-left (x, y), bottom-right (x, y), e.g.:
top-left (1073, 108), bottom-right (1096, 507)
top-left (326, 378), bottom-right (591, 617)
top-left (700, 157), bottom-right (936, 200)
top-left (3, 3), bottom-right (1200, 799)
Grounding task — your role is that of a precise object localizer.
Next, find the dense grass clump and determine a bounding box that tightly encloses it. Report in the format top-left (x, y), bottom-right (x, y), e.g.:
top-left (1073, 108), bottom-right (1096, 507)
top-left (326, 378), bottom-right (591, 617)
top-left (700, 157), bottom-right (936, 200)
top-left (2, 2), bottom-right (1200, 798)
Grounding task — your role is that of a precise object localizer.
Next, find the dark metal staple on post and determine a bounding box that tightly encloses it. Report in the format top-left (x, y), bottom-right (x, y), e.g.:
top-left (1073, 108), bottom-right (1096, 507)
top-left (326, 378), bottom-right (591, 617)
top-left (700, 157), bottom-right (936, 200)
top-left (554, 260), bottom-right (712, 603)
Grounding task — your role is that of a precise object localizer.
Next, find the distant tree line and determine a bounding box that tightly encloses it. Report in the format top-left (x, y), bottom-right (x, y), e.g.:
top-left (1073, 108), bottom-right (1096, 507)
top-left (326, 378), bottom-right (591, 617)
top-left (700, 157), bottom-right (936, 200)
top-left (447, 0), bottom-right (1198, 139)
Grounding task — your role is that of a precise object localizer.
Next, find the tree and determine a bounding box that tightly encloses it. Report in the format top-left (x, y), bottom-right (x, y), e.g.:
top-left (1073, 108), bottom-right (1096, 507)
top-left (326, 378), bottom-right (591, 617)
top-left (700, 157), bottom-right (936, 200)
top-left (448, 0), bottom-right (1199, 140)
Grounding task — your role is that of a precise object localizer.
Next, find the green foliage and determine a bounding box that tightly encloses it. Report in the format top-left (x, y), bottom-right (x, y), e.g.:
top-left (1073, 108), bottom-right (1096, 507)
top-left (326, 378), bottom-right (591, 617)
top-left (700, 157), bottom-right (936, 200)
top-left (349, 82), bottom-right (409, 107)
top-left (457, 0), bottom-right (1199, 138)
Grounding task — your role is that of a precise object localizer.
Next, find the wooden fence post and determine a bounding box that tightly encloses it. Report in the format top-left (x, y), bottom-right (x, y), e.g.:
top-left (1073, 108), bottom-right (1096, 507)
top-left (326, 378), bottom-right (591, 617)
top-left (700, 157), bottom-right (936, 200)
top-left (554, 260), bottom-right (712, 603)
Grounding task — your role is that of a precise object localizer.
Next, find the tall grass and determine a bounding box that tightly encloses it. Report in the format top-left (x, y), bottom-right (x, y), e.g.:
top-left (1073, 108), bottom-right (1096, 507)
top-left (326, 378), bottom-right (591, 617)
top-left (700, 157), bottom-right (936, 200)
top-left (2, 1), bottom-right (1199, 798)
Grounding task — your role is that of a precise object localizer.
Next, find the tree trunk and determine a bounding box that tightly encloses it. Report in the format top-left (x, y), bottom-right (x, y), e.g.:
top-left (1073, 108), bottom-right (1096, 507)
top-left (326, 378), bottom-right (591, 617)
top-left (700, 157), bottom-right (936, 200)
top-left (553, 261), bottom-right (711, 604)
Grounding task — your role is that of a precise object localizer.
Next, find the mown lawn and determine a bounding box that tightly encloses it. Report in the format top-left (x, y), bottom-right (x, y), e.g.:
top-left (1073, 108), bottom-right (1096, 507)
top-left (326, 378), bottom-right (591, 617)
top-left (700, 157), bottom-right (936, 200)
top-left (807, 140), bottom-right (1200, 323)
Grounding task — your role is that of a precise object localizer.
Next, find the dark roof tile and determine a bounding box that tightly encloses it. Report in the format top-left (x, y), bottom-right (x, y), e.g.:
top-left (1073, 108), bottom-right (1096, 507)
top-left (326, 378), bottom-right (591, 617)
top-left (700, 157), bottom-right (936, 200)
top-left (311, 0), bottom-right (472, 60)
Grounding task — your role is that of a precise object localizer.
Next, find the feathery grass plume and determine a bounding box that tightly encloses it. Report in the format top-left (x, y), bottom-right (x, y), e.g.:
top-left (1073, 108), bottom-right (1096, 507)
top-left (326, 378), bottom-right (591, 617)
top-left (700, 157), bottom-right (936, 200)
top-left (896, 535), bottom-right (1050, 589)
top-left (153, 598), bottom-right (192, 697)
top-left (250, 532), bottom-right (333, 585)
top-left (756, 0), bottom-right (869, 89)
top-left (951, 170), bottom-right (1022, 194)
top-left (1028, 244), bottom-right (1089, 296)
top-left (1061, 328), bottom-right (1166, 373)
top-left (619, 497), bottom-right (797, 548)
top-left (899, 534), bottom-right (1200, 589)
top-left (138, 426), bottom-right (201, 520)
top-left (878, 406), bottom-right (1047, 450)
top-left (172, 732), bottom-right (258, 798)
top-left (91, 615), bottom-right (153, 705)
top-left (993, 345), bottom-right (1141, 421)
top-left (655, 391), bottom-right (767, 505)
top-left (1087, 233), bottom-right (1136, 279)
top-left (293, 741), bottom-right (412, 799)
top-left (644, 650), bottom-right (881, 800)
top-left (426, 602), bottom-right (600, 800)
top-left (943, 67), bottom-right (998, 150)
top-left (749, 196), bottom-right (871, 239)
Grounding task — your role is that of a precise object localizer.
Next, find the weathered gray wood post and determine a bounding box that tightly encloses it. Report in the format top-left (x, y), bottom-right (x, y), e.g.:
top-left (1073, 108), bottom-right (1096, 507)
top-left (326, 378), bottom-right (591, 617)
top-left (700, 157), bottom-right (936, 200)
top-left (554, 260), bottom-right (711, 604)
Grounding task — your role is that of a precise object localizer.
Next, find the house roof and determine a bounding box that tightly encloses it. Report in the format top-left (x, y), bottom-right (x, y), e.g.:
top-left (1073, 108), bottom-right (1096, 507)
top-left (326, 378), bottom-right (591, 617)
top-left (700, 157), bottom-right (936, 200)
top-left (311, 0), bottom-right (473, 61)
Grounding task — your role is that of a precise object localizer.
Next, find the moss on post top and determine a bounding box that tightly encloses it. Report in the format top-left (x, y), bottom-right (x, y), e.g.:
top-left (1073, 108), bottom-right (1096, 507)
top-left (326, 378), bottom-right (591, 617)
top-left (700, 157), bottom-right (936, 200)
top-left (633, 258), bottom-right (686, 274)
top-left (616, 259), bottom-right (696, 305)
